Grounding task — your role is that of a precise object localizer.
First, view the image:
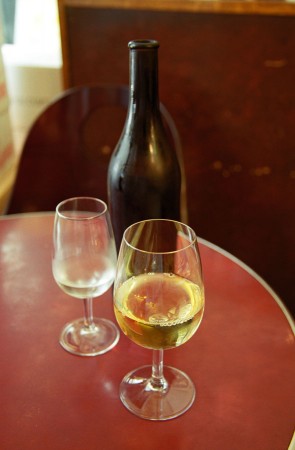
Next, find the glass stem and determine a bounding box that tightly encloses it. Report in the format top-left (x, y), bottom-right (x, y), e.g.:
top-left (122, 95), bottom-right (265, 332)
top-left (151, 349), bottom-right (168, 391)
top-left (83, 297), bottom-right (95, 329)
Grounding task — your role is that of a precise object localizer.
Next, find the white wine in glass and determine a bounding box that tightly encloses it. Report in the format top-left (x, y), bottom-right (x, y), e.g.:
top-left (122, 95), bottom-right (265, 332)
top-left (52, 197), bottom-right (119, 356)
top-left (114, 219), bottom-right (205, 420)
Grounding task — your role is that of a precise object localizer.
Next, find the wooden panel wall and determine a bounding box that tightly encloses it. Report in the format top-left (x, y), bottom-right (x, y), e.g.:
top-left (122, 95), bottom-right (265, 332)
top-left (58, 1), bottom-right (295, 315)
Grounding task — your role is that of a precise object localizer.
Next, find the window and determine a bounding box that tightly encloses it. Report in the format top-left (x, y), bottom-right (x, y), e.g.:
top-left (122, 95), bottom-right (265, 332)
top-left (1, 0), bottom-right (62, 154)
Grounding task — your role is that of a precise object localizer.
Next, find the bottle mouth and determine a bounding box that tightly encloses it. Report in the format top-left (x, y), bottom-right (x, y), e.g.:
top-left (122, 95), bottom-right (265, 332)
top-left (128, 39), bottom-right (159, 49)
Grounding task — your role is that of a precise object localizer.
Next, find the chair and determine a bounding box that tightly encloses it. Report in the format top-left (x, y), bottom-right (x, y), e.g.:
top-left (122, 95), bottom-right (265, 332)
top-left (6, 84), bottom-right (187, 220)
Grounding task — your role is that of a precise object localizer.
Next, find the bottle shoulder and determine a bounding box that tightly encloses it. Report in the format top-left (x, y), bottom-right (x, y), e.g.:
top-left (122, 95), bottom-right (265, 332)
top-left (112, 118), bottom-right (178, 159)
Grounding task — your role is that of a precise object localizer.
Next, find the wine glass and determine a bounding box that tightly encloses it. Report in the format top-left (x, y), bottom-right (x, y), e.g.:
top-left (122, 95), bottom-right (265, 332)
top-left (52, 197), bottom-right (120, 356)
top-left (113, 219), bottom-right (205, 420)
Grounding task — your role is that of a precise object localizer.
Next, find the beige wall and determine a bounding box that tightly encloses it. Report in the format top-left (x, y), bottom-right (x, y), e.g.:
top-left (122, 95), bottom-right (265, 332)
top-left (0, 24), bottom-right (17, 214)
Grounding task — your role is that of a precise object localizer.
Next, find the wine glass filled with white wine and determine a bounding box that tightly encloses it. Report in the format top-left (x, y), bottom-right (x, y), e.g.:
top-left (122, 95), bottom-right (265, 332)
top-left (52, 197), bottom-right (119, 356)
top-left (114, 219), bottom-right (205, 420)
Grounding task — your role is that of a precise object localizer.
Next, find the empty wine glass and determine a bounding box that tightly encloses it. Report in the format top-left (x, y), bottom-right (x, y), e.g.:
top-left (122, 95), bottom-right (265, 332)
top-left (52, 197), bottom-right (119, 356)
top-left (113, 219), bottom-right (205, 420)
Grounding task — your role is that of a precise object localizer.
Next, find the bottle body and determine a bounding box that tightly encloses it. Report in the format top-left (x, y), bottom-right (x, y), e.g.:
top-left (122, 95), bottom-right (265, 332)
top-left (108, 40), bottom-right (182, 249)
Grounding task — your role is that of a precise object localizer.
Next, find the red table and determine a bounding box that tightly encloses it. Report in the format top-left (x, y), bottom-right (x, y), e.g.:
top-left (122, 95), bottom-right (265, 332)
top-left (0, 214), bottom-right (294, 450)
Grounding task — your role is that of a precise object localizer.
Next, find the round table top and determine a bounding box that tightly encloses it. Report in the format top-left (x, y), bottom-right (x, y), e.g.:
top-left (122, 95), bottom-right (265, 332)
top-left (0, 213), bottom-right (294, 450)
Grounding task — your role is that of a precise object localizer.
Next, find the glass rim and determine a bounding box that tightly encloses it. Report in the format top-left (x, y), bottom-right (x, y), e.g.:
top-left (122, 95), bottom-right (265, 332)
top-left (122, 219), bottom-right (198, 255)
top-left (56, 196), bottom-right (108, 221)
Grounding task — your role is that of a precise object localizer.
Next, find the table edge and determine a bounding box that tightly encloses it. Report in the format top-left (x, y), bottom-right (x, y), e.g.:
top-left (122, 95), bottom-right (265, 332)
top-left (199, 237), bottom-right (295, 334)
top-left (1, 211), bottom-right (55, 219)
top-left (1, 214), bottom-right (294, 331)
top-left (199, 239), bottom-right (295, 450)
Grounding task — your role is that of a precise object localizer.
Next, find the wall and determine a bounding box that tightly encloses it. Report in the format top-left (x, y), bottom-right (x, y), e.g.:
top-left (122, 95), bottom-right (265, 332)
top-left (58, 1), bottom-right (295, 314)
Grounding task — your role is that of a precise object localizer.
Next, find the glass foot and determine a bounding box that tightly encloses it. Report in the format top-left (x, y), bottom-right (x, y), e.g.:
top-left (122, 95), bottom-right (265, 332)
top-left (60, 317), bottom-right (120, 356)
top-left (120, 365), bottom-right (196, 420)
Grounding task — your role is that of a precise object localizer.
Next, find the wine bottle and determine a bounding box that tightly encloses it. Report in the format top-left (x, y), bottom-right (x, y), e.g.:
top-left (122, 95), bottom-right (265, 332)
top-left (107, 39), bottom-right (183, 249)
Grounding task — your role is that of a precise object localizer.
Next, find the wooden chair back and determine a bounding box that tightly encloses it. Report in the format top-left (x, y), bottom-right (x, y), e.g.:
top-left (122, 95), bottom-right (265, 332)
top-left (7, 84), bottom-right (187, 219)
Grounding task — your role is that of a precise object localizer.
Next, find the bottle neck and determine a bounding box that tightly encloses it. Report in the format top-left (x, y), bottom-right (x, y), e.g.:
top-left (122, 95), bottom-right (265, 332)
top-left (128, 41), bottom-right (160, 117)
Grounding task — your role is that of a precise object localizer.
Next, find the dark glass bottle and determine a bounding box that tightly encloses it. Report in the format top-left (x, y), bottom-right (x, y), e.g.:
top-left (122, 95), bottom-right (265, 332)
top-left (107, 39), bottom-right (182, 249)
